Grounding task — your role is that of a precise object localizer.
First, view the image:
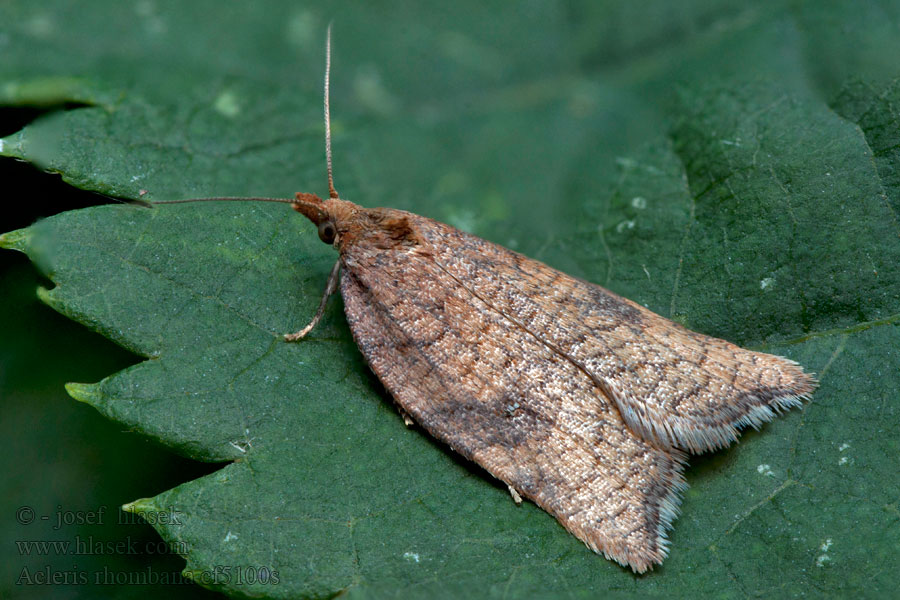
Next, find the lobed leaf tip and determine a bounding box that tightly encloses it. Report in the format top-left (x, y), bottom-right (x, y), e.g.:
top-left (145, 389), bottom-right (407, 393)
top-left (0, 134), bottom-right (17, 157)
top-left (36, 285), bottom-right (61, 310)
top-left (181, 569), bottom-right (201, 582)
top-left (121, 497), bottom-right (158, 515)
top-left (0, 227), bottom-right (31, 251)
top-left (65, 382), bottom-right (102, 406)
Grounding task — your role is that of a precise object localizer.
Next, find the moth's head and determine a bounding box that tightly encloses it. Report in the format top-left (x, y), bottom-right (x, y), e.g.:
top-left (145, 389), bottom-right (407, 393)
top-left (292, 192), bottom-right (421, 252)
top-left (292, 192), bottom-right (360, 247)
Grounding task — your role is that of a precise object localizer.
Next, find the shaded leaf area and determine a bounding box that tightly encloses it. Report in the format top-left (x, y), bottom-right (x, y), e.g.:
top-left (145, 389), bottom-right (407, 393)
top-left (2, 0), bottom-right (900, 598)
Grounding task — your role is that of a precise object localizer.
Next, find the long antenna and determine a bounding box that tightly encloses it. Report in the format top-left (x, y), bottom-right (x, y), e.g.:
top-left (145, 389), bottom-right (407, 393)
top-left (152, 197), bottom-right (294, 205)
top-left (324, 23), bottom-right (339, 199)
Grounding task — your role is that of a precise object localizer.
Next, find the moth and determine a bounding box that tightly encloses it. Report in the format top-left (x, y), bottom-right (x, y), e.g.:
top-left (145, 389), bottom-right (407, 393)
top-left (158, 28), bottom-right (816, 573)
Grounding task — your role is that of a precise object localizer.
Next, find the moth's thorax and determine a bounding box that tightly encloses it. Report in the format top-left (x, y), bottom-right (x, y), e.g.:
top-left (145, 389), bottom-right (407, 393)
top-left (292, 192), bottom-right (423, 253)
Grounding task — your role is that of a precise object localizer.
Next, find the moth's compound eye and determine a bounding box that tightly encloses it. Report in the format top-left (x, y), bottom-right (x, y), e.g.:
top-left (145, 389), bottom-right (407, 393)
top-left (318, 221), bottom-right (337, 244)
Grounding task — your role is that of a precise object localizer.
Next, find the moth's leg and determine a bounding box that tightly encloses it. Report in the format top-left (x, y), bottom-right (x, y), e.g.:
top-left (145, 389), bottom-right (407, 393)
top-left (507, 485), bottom-right (523, 505)
top-left (284, 259), bottom-right (341, 342)
top-left (397, 405), bottom-right (415, 427)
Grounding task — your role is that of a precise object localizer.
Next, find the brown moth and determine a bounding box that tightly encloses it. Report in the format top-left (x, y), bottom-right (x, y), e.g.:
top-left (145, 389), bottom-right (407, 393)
top-left (158, 28), bottom-right (816, 573)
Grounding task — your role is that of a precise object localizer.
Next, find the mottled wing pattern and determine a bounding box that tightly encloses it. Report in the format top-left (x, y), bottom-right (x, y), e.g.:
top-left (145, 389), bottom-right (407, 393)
top-left (416, 217), bottom-right (816, 453)
top-left (340, 238), bottom-right (686, 573)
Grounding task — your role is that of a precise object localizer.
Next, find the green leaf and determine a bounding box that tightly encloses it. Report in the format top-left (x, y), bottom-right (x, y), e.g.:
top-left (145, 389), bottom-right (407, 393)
top-left (3, 1), bottom-right (899, 598)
